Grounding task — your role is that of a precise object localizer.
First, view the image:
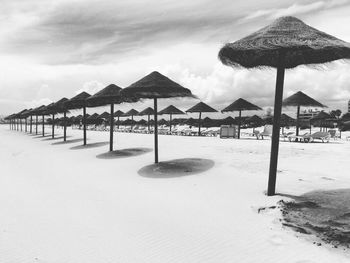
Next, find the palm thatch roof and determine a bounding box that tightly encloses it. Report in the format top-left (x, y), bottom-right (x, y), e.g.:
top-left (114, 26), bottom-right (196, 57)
top-left (138, 107), bottom-right (154, 116)
top-left (15, 109), bottom-right (28, 118)
top-left (114, 110), bottom-right (124, 117)
top-left (221, 116), bottom-right (236, 125)
top-left (282, 91), bottom-right (326, 107)
top-left (121, 71), bottom-right (195, 99)
top-left (158, 105), bottom-right (185, 115)
top-left (64, 92), bottom-right (91, 110)
top-left (158, 118), bottom-right (168, 125)
top-left (30, 105), bottom-right (46, 115)
top-left (222, 98), bottom-right (262, 112)
top-left (86, 84), bottom-right (126, 107)
top-left (99, 111), bottom-right (110, 120)
top-left (219, 16), bottom-right (350, 69)
top-left (310, 111), bottom-right (332, 120)
top-left (123, 109), bottom-right (139, 116)
top-left (245, 115), bottom-right (263, 123)
top-left (87, 113), bottom-right (99, 120)
top-left (47, 97), bottom-right (69, 114)
top-left (186, 102), bottom-right (217, 113)
top-left (20, 108), bottom-right (33, 118)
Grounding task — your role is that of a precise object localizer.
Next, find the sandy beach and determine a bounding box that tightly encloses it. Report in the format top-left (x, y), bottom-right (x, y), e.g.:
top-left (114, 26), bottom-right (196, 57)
top-left (1, 124), bottom-right (350, 262)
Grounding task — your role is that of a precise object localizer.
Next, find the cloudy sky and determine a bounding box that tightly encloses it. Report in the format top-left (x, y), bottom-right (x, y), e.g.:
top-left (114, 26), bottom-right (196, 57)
top-left (1, 0), bottom-right (350, 117)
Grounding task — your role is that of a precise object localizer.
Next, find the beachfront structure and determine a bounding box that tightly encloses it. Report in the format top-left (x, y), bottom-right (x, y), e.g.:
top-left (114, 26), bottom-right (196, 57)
top-left (218, 16), bottom-right (350, 195)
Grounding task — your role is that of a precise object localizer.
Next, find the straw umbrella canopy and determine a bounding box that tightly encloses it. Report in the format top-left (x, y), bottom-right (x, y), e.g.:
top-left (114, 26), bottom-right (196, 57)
top-left (283, 91), bottom-right (326, 135)
top-left (123, 109), bottom-right (139, 130)
top-left (86, 84), bottom-right (127, 151)
top-left (121, 71), bottom-right (195, 163)
top-left (186, 102), bottom-right (217, 136)
top-left (158, 105), bottom-right (185, 132)
top-left (114, 110), bottom-right (124, 129)
top-left (86, 113), bottom-right (100, 124)
top-left (45, 98), bottom-right (69, 139)
top-left (222, 98), bottom-right (262, 139)
top-left (37, 103), bottom-right (54, 136)
top-left (16, 109), bottom-right (28, 132)
top-left (99, 111), bottom-right (110, 121)
top-left (20, 108), bottom-right (33, 133)
top-left (64, 92), bottom-right (91, 145)
top-left (310, 111), bottom-right (333, 131)
top-left (138, 107), bottom-right (154, 132)
top-left (245, 115), bottom-right (264, 132)
top-left (218, 16), bottom-right (350, 196)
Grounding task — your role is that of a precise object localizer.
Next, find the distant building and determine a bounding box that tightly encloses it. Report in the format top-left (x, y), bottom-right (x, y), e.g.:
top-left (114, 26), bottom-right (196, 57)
top-left (299, 109), bottom-right (320, 120)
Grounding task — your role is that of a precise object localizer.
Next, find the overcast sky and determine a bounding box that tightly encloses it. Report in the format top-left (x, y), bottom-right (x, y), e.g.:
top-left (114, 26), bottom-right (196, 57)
top-left (1, 0), bottom-right (350, 117)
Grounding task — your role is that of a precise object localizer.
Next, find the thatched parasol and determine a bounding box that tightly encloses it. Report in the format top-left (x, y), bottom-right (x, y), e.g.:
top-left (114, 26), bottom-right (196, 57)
top-left (283, 91), bottom-right (326, 135)
top-left (310, 111), bottom-right (334, 131)
top-left (37, 104), bottom-right (53, 136)
top-left (121, 71), bottom-right (195, 163)
top-left (245, 115), bottom-right (264, 132)
top-left (158, 105), bottom-right (185, 132)
top-left (114, 110), bottom-right (124, 129)
top-left (138, 107), bottom-right (154, 132)
top-left (20, 109), bottom-right (33, 133)
top-left (222, 98), bottom-right (262, 139)
top-left (64, 92), bottom-right (91, 145)
top-left (30, 105), bottom-right (46, 135)
top-left (186, 102), bottom-right (217, 136)
top-left (219, 16), bottom-right (350, 195)
top-left (99, 111), bottom-right (110, 121)
top-left (86, 84), bottom-right (125, 151)
top-left (123, 109), bottom-right (139, 129)
top-left (45, 98), bottom-right (69, 139)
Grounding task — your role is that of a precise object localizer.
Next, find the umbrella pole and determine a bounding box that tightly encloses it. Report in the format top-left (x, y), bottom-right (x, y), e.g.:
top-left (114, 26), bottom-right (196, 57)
top-left (117, 116), bottom-right (120, 129)
top-left (238, 110), bottom-right (241, 139)
top-left (63, 111), bottom-right (67, 141)
top-left (267, 54), bottom-right (285, 196)
top-left (154, 98), bottom-right (158, 163)
top-left (20, 118), bottom-right (22, 132)
top-left (198, 112), bottom-right (202, 136)
top-left (109, 103), bottom-right (114, 152)
top-left (25, 118), bottom-right (27, 132)
top-left (36, 115), bottom-right (38, 135)
top-left (83, 106), bottom-right (87, 145)
top-left (42, 115), bottom-right (45, 136)
top-left (296, 105), bottom-right (300, 137)
top-left (148, 115), bottom-right (150, 133)
top-left (52, 114), bottom-right (55, 139)
top-left (170, 114), bottom-right (172, 132)
top-left (30, 116), bottom-right (32, 133)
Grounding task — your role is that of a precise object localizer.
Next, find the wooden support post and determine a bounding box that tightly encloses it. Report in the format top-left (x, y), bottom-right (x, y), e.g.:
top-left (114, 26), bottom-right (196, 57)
top-left (238, 110), bottom-right (241, 139)
top-left (42, 115), bottom-right (45, 136)
top-left (267, 53), bottom-right (285, 196)
top-left (109, 103), bottom-right (114, 152)
top-left (63, 111), bottom-right (67, 141)
top-left (30, 116), bottom-right (33, 133)
top-left (170, 114), bottom-right (172, 132)
top-left (198, 112), bottom-right (202, 136)
top-left (83, 106), bottom-right (87, 145)
top-left (154, 98), bottom-right (158, 163)
top-left (36, 115), bottom-right (38, 135)
top-left (52, 114), bottom-right (55, 139)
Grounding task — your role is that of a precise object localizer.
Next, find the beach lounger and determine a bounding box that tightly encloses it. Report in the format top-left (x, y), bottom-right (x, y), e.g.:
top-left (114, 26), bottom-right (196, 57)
top-left (288, 132), bottom-right (330, 143)
top-left (256, 125), bottom-right (273, 139)
top-left (328, 129), bottom-right (341, 140)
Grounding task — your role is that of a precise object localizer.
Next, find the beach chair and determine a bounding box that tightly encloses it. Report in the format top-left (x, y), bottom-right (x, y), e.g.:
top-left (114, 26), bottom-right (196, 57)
top-left (288, 132), bottom-right (310, 142)
top-left (256, 125), bottom-right (273, 139)
top-left (281, 131), bottom-right (294, 141)
top-left (308, 131), bottom-right (331, 143)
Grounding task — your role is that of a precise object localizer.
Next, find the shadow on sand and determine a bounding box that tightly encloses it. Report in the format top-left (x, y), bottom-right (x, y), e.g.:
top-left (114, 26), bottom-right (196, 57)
top-left (96, 147), bottom-right (152, 159)
top-left (138, 158), bottom-right (215, 178)
top-left (51, 138), bottom-right (83, 145)
top-left (32, 134), bottom-right (48, 139)
top-left (41, 136), bottom-right (70, 141)
top-left (70, 141), bottom-right (109, 150)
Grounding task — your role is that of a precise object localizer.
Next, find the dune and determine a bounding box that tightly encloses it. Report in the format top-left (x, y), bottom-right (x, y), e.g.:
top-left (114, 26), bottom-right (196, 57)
top-left (0, 124), bottom-right (350, 262)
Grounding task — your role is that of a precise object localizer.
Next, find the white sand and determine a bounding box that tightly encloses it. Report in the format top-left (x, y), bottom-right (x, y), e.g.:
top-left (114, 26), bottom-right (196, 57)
top-left (0, 124), bottom-right (350, 262)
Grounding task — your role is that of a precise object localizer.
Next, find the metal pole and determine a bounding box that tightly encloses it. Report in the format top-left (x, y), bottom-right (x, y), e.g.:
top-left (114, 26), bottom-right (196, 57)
top-left (154, 98), bottom-right (158, 163)
top-left (267, 53), bottom-right (285, 196)
top-left (109, 103), bottom-right (114, 151)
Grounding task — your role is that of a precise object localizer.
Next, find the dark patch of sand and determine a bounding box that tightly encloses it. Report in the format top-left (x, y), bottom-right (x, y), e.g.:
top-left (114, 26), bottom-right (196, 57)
top-left (96, 148), bottom-right (152, 159)
top-left (138, 158), bottom-right (214, 178)
top-left (41, 136), bottom-right (68, 141)
top-left (70, 141), bottom-right (109, 150)
top-left (279, 188), bottom-right (350, 249)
